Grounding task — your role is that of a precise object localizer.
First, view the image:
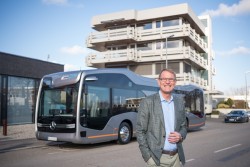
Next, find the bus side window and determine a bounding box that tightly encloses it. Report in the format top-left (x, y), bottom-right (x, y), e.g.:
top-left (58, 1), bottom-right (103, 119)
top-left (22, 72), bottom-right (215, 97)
top-left (88, 94), bottom-right (99, 117)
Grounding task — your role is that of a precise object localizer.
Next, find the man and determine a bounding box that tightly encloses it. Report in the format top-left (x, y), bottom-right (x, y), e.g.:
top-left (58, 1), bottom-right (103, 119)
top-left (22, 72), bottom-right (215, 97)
top-left (136, 69), bottom-right (187, 167)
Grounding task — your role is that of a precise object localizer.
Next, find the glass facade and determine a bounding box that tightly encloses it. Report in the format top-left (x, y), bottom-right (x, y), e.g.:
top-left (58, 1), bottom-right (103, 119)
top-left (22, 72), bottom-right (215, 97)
top-left (7, 76), bottom-right (37, 124)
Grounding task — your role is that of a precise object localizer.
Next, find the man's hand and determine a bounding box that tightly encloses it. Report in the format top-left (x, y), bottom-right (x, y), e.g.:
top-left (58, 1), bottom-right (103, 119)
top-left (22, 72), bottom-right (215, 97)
top-left (168, 132), bottom-right (182, 143)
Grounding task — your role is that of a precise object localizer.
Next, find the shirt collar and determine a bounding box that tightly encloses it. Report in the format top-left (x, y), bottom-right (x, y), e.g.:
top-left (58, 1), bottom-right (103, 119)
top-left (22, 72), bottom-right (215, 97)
top-left (159, 91), bottom-right (173, 103)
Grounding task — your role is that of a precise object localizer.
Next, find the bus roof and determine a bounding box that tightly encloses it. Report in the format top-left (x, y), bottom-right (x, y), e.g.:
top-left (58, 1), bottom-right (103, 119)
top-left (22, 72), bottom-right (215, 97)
top-left (82, 68), bottom-right (158, 87)
top-left (43, 68), bottom-right (203, 92)
top-left (43, 68), bottom-right (158, 88)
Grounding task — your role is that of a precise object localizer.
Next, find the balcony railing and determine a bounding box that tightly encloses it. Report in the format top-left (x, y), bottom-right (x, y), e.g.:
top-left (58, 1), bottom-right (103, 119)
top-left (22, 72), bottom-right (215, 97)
top-left (86, 46), bottom-right (207, 70)
top-left (86, 49), bottom-right (136, 66)
top-left (183, 24), bottom-right (207, 50)
top-left (184, 47), bottom-right (207, 69)
top-left (86, 27), bottom-right (136, 47)
top-left (86, 24), bottom-right (207, 51)
top-left (177, 73), bottom-right (208, 89)
top-left (144, 73), bottom-right (208, 89)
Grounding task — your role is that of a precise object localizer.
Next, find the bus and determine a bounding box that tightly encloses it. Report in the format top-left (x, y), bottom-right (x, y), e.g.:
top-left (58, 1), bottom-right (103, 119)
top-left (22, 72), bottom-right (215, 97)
top-left (35, 68), bottom-right (205, 144)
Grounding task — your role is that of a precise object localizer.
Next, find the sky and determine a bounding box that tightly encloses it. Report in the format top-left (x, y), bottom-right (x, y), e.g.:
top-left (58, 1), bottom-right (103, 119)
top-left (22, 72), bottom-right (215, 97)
top-left (0, 0), bottom-right (250, 95)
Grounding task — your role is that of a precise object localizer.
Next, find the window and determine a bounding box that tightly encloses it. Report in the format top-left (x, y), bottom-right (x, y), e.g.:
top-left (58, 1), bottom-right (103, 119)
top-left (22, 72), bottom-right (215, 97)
top-left (137, 43), bottom-right (152, 51)
top-left (41, 86), bottom-right (78, 117)
top-left (130, 64), bottom-right (152, 75)
top-left (87, 86), bottom-right (110, 118)
top-left (163, 19), bottom-right (179, 27)
top-left (155, 62), bottom-right (166, 75)
top-left (164, 40), bottom-right (180, 49)
top-left (8, 76), bottom-right (35, 124)
top-left (117, 45), bottom-right (127, 50)
top-left (156, 41), bottom-right (162, 49)
top-left (156, 62), bottom-right (179, 74)
top-left (168, 62), bottom-right (179, 73)
top-left (112, 88), bottom-right (137, 114)
top-left (156, 21), bottom-right (161, 28)
top-left (143, 22), bottom-right (152, 30)
top-left (184, 63), bottom-right (191, 73)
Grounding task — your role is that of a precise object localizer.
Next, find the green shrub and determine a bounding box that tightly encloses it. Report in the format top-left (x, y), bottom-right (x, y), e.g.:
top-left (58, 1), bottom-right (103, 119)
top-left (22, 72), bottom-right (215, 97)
top-left (218, 103), bottom-right (230, 108)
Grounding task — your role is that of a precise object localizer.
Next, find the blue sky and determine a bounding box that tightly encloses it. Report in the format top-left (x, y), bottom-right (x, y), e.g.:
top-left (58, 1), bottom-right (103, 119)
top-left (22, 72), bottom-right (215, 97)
top-left (0, 0), bottom-right (250, 94)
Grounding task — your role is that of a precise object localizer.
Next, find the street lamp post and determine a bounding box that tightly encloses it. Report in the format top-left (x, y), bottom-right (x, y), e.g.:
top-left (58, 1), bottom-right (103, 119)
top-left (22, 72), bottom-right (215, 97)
top-left (245, 71), bottom-right (250, 109)
top-left (165, 34), bottom-right (174, 68)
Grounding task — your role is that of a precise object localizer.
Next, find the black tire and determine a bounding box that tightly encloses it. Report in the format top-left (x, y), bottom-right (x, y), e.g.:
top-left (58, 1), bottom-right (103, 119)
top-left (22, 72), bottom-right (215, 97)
top-left (117, 122), bottom-right (131, 144)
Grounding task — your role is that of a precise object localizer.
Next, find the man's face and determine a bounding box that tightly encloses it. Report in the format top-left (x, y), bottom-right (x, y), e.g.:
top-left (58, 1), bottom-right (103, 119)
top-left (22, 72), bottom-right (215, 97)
top-left (157, 71), bottom-right (176, 94)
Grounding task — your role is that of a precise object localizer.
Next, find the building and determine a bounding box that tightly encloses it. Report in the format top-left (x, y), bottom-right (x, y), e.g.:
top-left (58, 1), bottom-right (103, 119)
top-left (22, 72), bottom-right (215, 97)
top-left (0, 52), bottom-right (64, 125)
top-left (85, 3), bottom-right (216, 114)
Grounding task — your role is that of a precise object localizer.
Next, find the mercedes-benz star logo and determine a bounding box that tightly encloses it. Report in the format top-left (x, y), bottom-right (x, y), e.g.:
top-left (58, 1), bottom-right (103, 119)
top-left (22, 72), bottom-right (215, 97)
top-left (50, 121), bottom-right (56, 130)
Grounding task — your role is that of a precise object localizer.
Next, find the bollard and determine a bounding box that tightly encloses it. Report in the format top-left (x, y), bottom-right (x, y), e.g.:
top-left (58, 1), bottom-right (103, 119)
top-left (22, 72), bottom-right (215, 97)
top-left (3, 119), bottom-right (7, 136)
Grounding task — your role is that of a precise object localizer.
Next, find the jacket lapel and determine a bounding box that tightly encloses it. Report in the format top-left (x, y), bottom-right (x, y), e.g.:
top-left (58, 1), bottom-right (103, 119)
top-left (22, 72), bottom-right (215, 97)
top-left (154, 94), bottom-right (165, 130)
top-left (173, 94), bottom-right (180, 130)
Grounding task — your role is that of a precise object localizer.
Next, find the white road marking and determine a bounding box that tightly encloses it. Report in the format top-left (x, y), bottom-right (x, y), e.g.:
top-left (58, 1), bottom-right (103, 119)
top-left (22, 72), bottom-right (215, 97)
top-left (214, 144), bottom-right (242, 153)
top-left (186, 159), bottom-right (195, 162)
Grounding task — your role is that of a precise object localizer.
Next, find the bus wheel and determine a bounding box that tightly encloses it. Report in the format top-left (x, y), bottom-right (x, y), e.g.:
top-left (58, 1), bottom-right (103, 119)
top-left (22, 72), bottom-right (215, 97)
top-left (118, 122), bottom-right (131, 144)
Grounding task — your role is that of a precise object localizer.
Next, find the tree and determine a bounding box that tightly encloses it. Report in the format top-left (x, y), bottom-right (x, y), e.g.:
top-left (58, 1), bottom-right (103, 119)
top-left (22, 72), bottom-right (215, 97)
top-left (225, 98), bottom-right (234, 108)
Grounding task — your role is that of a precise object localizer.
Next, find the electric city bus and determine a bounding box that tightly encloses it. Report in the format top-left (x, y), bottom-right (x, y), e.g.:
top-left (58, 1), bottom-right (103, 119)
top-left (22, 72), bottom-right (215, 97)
top-left (35, 68), bottom-right (205, 144)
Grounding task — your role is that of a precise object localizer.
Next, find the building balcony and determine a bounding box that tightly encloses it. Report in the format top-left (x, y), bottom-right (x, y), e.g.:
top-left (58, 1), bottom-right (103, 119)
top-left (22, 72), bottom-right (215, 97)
top-left (137, 24), bottom-right (207, 52)
top-left (86, 49), bottom-right (137, 66)
top-left (177, 73), bottom-right (208, 90)
top-left (86, 27), bottom-right (136, 49)
top-left (86, 24), bottom-right (207, 52)
top-left (143, 73), bottom-right (208, 89)
top-left (86, 46), bottom-right (207, 70)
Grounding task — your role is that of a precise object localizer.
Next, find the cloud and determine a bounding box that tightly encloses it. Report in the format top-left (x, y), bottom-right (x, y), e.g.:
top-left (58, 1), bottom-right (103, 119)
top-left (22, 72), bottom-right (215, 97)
top-left (216, 46), bottom-right (250, 56)
top-left (42, 0), bottom-right (68, 5)
top-left (64, 64), bottom-right (80, 71)
top-left (201, 0), bottom-right (250, 17)
top-left (60, 45), bottom-right (87, 55)
top-left (42, 0), bottom-right (84, 8)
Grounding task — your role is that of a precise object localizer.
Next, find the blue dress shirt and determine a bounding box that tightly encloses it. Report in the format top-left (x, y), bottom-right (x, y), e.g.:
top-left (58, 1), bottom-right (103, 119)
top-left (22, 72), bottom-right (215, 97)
top-left (159, 91), bottom-right (177, 151)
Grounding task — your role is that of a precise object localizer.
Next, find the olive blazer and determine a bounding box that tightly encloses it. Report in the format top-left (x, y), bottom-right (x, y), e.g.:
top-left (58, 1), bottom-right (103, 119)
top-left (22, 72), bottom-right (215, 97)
top-left (136, 93), bottom-right (187, 166)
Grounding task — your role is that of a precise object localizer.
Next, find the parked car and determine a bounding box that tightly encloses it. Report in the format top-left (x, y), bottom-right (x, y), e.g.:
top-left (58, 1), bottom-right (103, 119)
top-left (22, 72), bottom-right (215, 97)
top-left (224, 110), bottom-right (249, 123)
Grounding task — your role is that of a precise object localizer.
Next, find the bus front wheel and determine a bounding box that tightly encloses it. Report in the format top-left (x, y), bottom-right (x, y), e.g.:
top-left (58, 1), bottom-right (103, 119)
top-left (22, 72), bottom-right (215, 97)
top-left (118, 122), bottom-right (131, 144)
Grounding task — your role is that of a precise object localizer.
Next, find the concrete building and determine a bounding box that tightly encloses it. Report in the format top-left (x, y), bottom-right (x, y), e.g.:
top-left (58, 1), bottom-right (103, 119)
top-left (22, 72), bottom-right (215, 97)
top-left (0, 52), bottom-right (64, 125)
top-left (85, 3), bottom-right (216, 113)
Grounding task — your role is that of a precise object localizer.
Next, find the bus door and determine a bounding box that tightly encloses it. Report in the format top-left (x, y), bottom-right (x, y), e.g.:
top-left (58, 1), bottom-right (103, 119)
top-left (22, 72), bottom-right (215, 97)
top-left (85, 85), bottom-right (111, 130)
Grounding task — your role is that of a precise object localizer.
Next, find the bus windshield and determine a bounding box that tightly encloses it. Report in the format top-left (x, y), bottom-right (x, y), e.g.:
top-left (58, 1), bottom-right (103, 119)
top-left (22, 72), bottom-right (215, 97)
top-left (38, 85), bottom-right (78, 117)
